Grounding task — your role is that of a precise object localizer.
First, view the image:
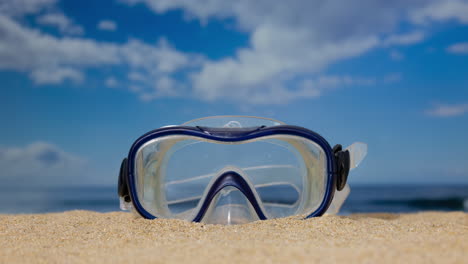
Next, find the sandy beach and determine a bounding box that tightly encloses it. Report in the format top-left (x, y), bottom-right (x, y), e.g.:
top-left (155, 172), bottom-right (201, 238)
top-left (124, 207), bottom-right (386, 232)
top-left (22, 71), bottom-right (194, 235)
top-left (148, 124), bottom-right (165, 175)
top-left (0, 211), bottom-right (466, 264)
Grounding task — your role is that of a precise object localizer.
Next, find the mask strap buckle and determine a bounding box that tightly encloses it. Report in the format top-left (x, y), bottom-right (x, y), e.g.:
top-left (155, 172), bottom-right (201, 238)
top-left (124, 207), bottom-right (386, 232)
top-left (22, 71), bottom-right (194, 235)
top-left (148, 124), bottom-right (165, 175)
top-left (333, 144), bottom-right (350, 191)
top-left (118, 158), bottom-right (132, 210)
top-left (333, 142), bottom-right (368, 191)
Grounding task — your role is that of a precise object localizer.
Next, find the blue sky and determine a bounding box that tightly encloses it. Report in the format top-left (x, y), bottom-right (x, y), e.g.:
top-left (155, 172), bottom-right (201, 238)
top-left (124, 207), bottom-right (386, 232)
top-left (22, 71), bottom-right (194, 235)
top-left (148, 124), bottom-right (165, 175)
top-left (0, 0), bottom-right (467, 187)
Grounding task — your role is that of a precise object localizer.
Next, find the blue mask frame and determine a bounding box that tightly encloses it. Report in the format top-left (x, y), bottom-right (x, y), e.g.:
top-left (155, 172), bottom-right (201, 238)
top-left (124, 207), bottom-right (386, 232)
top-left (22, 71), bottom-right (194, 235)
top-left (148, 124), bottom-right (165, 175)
top-left (119, 124), bottom-right (349, 221)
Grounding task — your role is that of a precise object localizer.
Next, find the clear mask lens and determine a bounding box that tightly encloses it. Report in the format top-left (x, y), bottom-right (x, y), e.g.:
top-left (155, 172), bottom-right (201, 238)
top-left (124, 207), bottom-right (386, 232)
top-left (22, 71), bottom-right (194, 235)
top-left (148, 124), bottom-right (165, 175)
top-left (133, 133), bottom-right (328, 223)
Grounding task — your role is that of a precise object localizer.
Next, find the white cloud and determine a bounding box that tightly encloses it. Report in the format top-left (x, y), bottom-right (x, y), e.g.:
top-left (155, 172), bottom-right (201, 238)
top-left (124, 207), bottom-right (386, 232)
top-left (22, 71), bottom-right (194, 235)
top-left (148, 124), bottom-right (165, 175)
top-left (120, 0), bottom-right (467, 103)
top-left (447, 42), bottom-right (468, 54)
top-left (119, 38), bottom-right (203, 98)
top-left (426, 103), bottom-right (468, 117)
top-left (2, 0), bottom-right (468, 104)
top-left (1, 0), bottom-right (84, 36)
top-left (30, 67), bottom-right (84, 84)
top-left (0, 0), bottom-right (57, 17)
top-left (140, 75), bottom-right (184, 101)
top-left (0, 15), bottom-right (119, 72)
top-left (36, 12), bottom-right (84, 35)
top-left (193, 74), bottom-right (375, 105)
top-left (383, 31), bottom-right (426, 46)
top-left (191, 25), bottom-right (379, 103)
top-left (121, 38), bottom-right (196, 74)
top-left (411, 0), bottom-right (468, 24)
top-left (0, 14), bottom-right (199, 94)
top-left (0, 142), bottom-right (89, 186)
top-left (98, 20), bottom-right (117, 31)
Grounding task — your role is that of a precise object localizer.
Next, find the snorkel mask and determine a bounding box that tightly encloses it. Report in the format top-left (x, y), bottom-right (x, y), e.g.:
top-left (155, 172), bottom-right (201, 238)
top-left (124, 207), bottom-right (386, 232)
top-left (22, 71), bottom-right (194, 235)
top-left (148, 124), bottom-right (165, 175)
top-left (118, 116), bottom-right (367, 225)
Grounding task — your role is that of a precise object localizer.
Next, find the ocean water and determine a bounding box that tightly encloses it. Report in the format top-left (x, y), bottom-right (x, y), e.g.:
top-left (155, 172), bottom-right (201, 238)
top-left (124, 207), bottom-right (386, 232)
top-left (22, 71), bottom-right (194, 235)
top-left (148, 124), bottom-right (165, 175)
top-left (0, 185), bottom-right (466, 215)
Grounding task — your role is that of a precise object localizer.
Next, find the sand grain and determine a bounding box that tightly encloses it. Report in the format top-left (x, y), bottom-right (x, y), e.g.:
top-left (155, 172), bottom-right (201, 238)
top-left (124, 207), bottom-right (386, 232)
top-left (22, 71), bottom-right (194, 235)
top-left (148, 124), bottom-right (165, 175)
top-left (0, 211), bottom-right (466, 263)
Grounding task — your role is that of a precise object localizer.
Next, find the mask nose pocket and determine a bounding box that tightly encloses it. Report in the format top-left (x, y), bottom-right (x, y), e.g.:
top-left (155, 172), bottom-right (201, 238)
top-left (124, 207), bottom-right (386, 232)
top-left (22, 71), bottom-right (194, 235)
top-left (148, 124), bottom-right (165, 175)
top-left (200, 186), bottom-right (260, 225)
top-left (191, 168), bottom-right (268, 224)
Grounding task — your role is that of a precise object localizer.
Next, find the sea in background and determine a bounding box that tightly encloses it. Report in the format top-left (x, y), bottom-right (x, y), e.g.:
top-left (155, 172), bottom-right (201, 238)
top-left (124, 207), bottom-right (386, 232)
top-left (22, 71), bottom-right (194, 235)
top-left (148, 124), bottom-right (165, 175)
top-left (0, 185), bottom-right (467, 215)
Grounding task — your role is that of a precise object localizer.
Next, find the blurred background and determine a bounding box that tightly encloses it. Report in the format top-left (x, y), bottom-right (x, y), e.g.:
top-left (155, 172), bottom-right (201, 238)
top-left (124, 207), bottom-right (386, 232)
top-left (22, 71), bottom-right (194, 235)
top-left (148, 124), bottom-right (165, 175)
top-left (0, 0), bottom-right (467, 214)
